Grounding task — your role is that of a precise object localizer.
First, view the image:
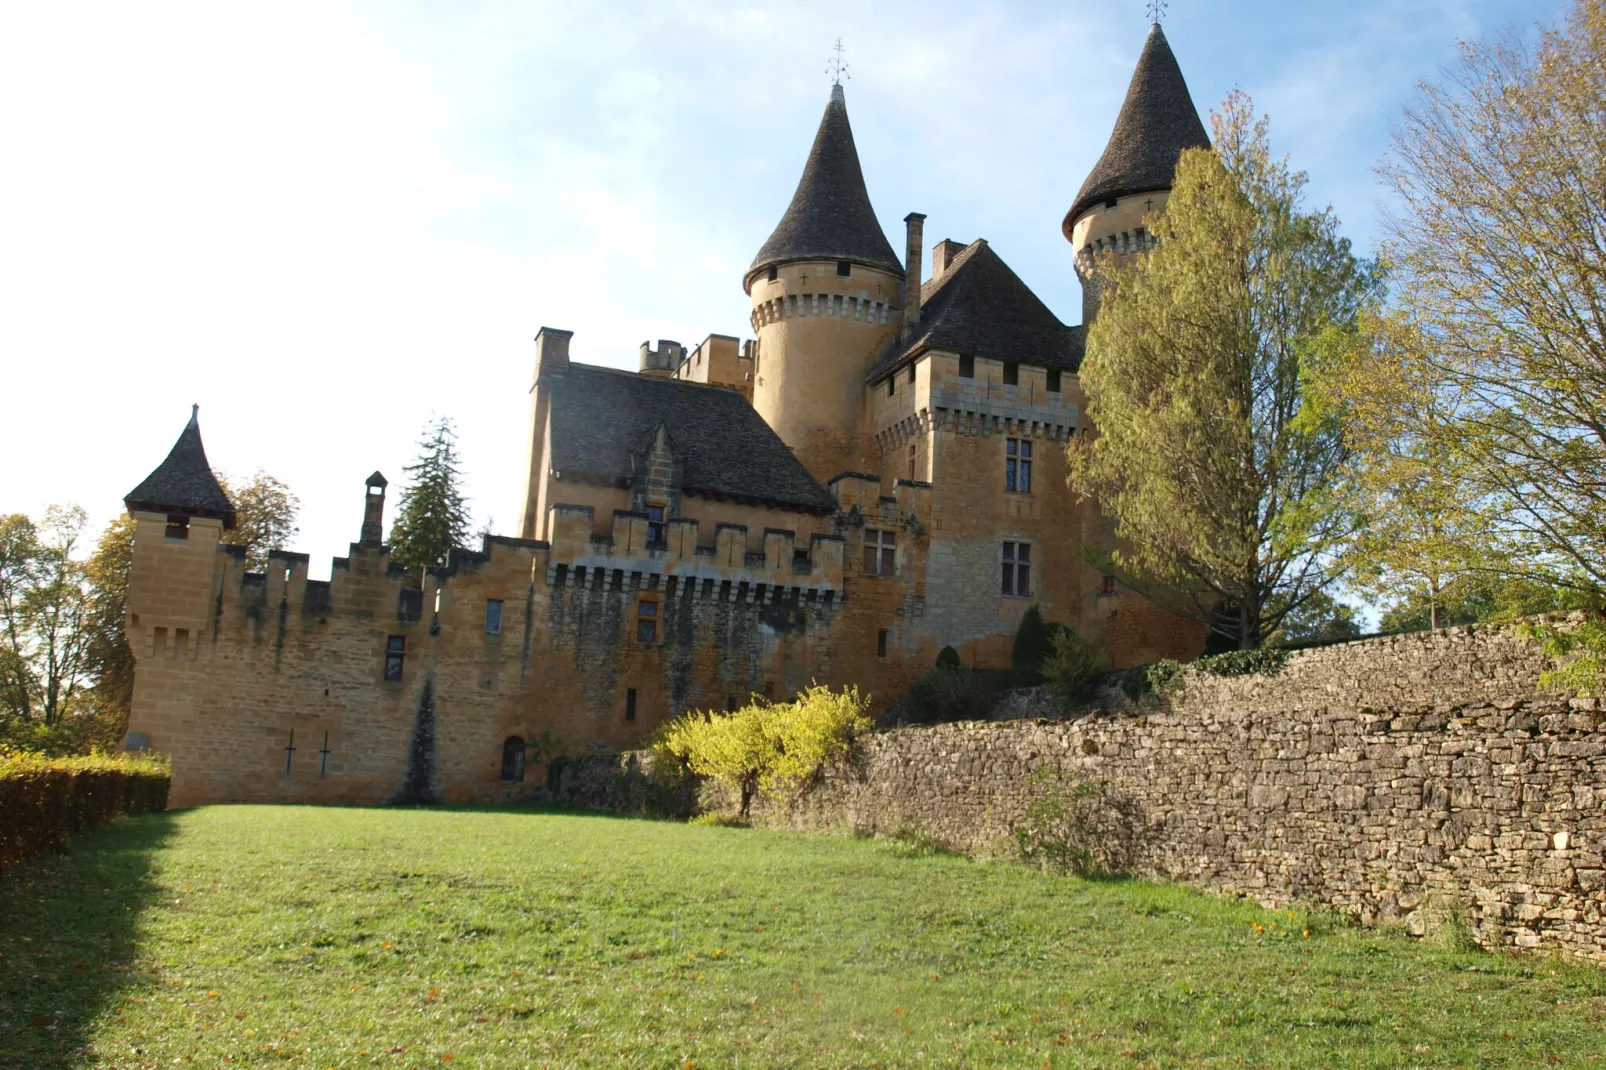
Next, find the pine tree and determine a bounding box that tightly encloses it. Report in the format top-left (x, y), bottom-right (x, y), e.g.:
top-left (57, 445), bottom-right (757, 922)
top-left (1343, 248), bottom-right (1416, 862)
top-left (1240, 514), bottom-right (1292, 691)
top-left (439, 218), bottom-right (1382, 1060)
top-left (388, 417), bottom-right (471, 576)
top-left (1067, 91), bottom-right (1380, 650)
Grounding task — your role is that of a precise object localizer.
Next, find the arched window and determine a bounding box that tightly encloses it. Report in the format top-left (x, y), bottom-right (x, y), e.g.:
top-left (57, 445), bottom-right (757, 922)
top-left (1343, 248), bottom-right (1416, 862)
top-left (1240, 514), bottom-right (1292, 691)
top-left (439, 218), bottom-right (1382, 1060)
top-left (501, 736), bottom-right (525, 782)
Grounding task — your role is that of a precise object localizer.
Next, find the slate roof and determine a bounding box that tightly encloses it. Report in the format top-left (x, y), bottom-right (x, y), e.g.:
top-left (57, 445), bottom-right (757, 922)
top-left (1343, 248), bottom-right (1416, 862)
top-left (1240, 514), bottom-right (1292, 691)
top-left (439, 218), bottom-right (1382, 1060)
top-left (546, 364), bottom-right (836, 513)
top-left (1063, 23), bottom-right (1209, 235)
top-left (125, 405), bottom-right (237, 527)
top-left (866, 240), bottom-right (1083, 382)
top-left (746, 85), bottom-right (904, 291)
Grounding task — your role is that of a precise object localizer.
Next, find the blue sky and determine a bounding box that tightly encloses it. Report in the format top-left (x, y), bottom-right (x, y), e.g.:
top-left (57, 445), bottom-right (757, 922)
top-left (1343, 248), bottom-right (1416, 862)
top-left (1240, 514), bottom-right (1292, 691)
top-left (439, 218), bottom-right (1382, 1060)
top-left (0, 0), bottom-right (1563, 566)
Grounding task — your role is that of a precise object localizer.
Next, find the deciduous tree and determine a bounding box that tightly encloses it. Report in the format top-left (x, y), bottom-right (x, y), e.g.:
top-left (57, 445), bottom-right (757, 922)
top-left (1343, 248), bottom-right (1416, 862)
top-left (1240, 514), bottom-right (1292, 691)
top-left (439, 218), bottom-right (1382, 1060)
top-left (219, 471), bottom-right (300, 573)
top-left (1068, 92), bottom-right (1380, 649)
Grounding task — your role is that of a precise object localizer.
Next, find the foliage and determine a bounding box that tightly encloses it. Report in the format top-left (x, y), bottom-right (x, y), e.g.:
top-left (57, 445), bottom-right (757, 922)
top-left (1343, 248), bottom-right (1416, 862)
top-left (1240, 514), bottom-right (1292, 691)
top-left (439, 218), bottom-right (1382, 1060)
top-left (901, 668), bottom-right (994, 725)
top-left (0, 506), bottom-right (93, 731)
top-left (218, 470), bottom-right (300, 574)
top-left (5, 806), bottom-right (1604, 1067)
top-left (1013, 767), bottom-right (1137, 878)
top-left (1381, 574), bottom-right (1588, 634)
top-left (389, 416), bottom-right (472, 576)
top-left (1041, 629), bottom-right (1108, 701)
top-left (1272, 588), bottom-right (1364, 646)
top-left (1010, 605), bottom-right (1060, 670)
top-left (687, 811), bottom-right (750, 828)
top-left (652, 685), bottom-right (871, 817)
top-left (0, 747), bottom-right (169, 871)
top-left (935, 645), bottom-right (962, 670)
top-left (1328, 1), bottom-right (1606, 608)
top-left (1068, 91), bottom-right (1380, 650)
top-left (1144, 659), bottom-right (1184, 695)
top-left (77, 515), bottom-right (136, 752)
top-left (1194, 647), bottom-right (1291, 678)
top-left (1520, 618), bottom-right (1606, 697)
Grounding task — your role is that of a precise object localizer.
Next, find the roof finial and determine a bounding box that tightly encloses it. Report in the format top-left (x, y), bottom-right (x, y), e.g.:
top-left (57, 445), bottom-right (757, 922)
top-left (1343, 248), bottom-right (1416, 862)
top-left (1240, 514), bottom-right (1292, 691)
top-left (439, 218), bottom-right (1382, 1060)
top-left (826, 38), bottom-right (849, 87)
top-left (1147, 0), bottom-right (1167, 23)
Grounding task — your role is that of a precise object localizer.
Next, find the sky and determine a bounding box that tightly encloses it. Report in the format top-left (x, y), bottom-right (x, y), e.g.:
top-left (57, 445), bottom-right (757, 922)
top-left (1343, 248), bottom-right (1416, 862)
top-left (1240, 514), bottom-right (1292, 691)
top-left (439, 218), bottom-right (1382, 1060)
top-left (0, 0), bottom-right (1565, 572)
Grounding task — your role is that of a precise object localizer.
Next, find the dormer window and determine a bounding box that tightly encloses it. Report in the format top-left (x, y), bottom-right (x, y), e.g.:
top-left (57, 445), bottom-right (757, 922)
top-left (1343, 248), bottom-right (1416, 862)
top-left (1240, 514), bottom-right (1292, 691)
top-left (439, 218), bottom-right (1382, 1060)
top-left (959, 354), bottom-right (975, 378)
top-left (1003, 361), bottom-right (1019, 386)
top-left (646, 505), bottom-right (666, 546)
top-left (836, 260), bottom-right (852, 277)
top-left (1104, 197), bottom-right (1118, 209)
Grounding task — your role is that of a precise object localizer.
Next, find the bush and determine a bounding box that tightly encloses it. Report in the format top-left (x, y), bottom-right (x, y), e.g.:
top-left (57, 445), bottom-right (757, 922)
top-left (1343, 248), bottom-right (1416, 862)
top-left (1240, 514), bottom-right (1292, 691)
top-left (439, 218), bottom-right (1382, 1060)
top-left (652, 685), bottom-right (871, 818)
top-left (1194, 648), bottom-right (1291, 678)
top-left (0, 749), bottom-right (170, 872)
top-left (1042, 630), bottom-right (1108, 700)
top-left (1012, 767), bottom-right (1139, 878)
top-left (1522, 617), bottom-right (1606, 697)
top-left (1011, 606), bottom-right (1060, 670)
top-left (902, 668), bottom-right (993, 725)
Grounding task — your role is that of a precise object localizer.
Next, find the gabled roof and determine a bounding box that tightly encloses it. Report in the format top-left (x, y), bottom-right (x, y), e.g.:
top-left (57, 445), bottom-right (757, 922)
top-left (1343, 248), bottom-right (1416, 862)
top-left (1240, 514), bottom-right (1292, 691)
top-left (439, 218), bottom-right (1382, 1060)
top-left (546, 364), bottom-right (836, 513)
top-left (866, 240), bottom-right (1083, 382)
top-left (746, 85), bottom-right (904, 291)
top-left (125, 405), bottom-right (237, 527)
top-left (1063, 23), bottom-right (1209, 235)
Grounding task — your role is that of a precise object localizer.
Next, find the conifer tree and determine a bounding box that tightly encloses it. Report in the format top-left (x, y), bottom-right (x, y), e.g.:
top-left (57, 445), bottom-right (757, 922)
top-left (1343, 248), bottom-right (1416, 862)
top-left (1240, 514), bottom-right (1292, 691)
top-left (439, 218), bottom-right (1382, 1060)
top-left (1067, 92), bottom-right (1380, 650)
top-left (388, 417), bottom-right (471, 576)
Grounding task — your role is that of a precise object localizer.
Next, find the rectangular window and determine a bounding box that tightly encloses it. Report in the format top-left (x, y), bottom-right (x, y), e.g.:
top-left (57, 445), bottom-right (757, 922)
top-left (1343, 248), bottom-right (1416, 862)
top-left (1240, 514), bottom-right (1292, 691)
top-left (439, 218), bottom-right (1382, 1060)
top-left (1002, 541), bottom-right (1031, 597)
top-left (164, 515), bottom-right (189, 540)
top-left (1003, 361), bottom-right (1019, 386)
top-left (646, 505), bottom-right (666, 546)
top-left (862, 529), bottom-right (896, 576)
top-left (1047, 368), bottom-right (1062, 393)
top-left (836, 260), bottom-right (852, 277)
top-left (484, 599), bottom-right (503, 634)
top-left (636, 600), bottom-right (659, 643)
top-left (767, 265), bottom-right (778, 282)
top-left (908, 443), bottom-right (917, 480)
top-left (1101, 575), bottom-right (1117, 595)
top-left (958, 353), bottom-right (974, 378)
top-left (907, 364), bottom-right (916, 384)
top-left (384, 636), bottom-right (405, 681)
top-left (625, 688), bottom-right (637, 721)
top-left (1005, 438), bottom-right (1033, 493)
top-left (877, 629), bottom-right (888, 658)
top-left (887, 376), bottom-right (895, 397)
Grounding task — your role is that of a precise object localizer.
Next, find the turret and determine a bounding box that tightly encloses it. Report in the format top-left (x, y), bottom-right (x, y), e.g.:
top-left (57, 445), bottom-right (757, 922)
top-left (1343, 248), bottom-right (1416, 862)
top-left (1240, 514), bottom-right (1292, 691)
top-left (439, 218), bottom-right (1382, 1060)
top-left (1063, 22), bottom-right (1208, 323)
top-left (361, 471), bottom-right (388, 548)
top-left (745, 83), bottom-right (903, 481)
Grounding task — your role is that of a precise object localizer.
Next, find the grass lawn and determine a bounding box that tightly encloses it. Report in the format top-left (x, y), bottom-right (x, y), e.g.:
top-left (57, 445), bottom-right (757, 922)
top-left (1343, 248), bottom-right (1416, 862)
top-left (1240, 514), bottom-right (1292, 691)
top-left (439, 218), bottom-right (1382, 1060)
top-left (2, 807), bottom-right (1604, 1068)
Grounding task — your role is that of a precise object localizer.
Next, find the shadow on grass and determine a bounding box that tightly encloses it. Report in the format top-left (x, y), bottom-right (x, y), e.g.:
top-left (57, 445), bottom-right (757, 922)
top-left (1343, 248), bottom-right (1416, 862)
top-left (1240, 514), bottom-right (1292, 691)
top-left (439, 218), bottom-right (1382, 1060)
top-left (0, 811), bottom-right (176, 1068)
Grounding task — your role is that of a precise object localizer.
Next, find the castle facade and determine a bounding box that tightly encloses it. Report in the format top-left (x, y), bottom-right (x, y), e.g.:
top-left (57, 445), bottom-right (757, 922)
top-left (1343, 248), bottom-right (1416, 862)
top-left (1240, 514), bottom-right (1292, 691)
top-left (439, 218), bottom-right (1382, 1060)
top-left (122, 25), bottom-right (1209, 807)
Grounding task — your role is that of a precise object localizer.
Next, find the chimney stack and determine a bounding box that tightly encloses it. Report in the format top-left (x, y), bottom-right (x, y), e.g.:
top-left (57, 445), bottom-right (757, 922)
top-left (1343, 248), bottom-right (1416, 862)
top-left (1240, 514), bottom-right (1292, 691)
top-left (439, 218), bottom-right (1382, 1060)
top-left (360, 471), bottom-right (388, 548)
top-left (900, 212), bottom-right (926, 344)
top-left (932, 238), bottom-right (965, 278)
top-left (534, 327), bottom-right (573, 381)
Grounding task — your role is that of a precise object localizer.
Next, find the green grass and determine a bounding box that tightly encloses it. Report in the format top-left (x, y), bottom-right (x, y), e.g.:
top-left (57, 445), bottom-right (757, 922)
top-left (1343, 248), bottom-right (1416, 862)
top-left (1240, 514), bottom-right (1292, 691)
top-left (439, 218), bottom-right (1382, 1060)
top-left (2, 807), bottom-right (1604, 1068)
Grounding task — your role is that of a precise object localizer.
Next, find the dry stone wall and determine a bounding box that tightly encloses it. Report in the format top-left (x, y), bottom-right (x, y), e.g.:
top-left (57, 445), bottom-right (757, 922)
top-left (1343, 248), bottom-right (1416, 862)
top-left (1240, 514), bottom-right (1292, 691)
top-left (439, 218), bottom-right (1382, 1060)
top-left (567, 621), bottom-right (1606, 963)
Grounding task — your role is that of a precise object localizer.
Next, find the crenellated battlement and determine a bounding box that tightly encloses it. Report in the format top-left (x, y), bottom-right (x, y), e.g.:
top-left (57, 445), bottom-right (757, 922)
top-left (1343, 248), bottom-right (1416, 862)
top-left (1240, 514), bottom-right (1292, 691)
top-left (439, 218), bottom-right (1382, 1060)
top-left (543, 503), bottom-right (845, 604)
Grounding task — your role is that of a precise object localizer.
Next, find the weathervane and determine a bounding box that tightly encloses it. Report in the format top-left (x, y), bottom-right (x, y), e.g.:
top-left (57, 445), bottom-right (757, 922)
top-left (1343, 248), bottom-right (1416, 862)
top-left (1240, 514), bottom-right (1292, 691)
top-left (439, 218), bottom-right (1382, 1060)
top-left (827, 38), bottom-right (850, 86)
top-left (1147, 0), bottom-right (1167, 22)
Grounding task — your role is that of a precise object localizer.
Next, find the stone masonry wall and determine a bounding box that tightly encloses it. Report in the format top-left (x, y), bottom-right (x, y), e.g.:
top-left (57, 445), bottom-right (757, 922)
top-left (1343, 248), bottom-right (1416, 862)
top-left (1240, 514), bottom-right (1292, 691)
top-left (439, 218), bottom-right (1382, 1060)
top-left (568, 622), bottom-right (1606, 963)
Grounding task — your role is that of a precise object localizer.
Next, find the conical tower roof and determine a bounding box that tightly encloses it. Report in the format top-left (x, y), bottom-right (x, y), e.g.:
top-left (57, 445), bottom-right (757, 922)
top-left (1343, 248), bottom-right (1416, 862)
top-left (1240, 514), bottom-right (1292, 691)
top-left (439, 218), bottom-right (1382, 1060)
top-left (746, 85), bottom-right (903, 291)
top-left (1063, 23), bottom-right (1209, 236)
top-left (125, 405), bottom-right (237, 527)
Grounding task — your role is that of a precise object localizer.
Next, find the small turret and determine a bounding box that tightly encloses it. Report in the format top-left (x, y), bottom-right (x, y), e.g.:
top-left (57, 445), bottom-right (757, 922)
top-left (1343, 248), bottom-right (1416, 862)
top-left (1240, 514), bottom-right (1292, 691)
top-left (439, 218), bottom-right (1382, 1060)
top-left (361, 471), bottom-right (388, 548)
top-left (1064, 22), bottom-right (1208, 322)
top-left (125, 404), bottom-right (237, 530)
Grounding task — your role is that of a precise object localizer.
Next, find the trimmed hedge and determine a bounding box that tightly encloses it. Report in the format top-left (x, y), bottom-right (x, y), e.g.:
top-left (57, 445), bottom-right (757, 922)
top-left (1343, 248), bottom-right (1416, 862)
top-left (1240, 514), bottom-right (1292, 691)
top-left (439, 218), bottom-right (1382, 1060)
top-left (0, 750), bottom-right (170, 872)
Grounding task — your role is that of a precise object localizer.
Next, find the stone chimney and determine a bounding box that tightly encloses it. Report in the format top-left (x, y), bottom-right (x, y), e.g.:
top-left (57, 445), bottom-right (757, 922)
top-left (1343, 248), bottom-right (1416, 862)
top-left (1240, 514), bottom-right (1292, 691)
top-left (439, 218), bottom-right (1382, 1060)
top-left (534, 327), bottom-right (573, 380)
top-left (932, 239), bottom-right (965, 278)
top-left (900, 212), bottom-right (926, 344)
top-left (360, 471), bottom-right (388, 548)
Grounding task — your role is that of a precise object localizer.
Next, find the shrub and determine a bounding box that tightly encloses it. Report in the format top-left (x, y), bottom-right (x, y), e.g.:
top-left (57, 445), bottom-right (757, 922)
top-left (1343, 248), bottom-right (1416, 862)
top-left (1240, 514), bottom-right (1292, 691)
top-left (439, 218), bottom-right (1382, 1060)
top-left (1143, 659), bottom-right (1183, 695)
top-left (0, 749), bottom-right (170, 872)
top-left (1194, 648), bottom-right (1291, 678)
top-left (1011, 606), bottom-right (1059, 670)
top-left (902, 668), bottom-right (993, 724)
top-left (935, 645), bottom-right (963, 670)
top-left (1521, 617), bottom-right (1606, 697)
top-left (652, 685), bottom-right (871, 818)
top-left (1012, 767), bottom-right (1138, 878)
top-left (1042, 629), bottom-right (1109, 700)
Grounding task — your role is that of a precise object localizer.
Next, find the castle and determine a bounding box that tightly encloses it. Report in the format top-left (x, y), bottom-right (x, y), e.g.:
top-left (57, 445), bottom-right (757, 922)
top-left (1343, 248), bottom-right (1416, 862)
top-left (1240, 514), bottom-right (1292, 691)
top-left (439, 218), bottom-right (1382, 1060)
top-left (121, 24), bottom-right (1210, 807)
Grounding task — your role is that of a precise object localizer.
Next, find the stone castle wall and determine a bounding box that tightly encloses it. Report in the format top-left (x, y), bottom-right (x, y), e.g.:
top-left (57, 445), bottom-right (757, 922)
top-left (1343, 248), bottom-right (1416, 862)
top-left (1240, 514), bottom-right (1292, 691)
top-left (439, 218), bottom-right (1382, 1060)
top-left (567, 622), bottom-right (1606, 963)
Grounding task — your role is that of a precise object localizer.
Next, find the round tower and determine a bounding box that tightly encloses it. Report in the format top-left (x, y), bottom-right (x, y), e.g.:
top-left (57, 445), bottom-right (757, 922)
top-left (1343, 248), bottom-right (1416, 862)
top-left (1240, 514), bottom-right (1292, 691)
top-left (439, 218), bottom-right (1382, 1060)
top-left (1064, 22), bottom-right (1208, 324)
top-left (744, 83), bottom-right (904, 482)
